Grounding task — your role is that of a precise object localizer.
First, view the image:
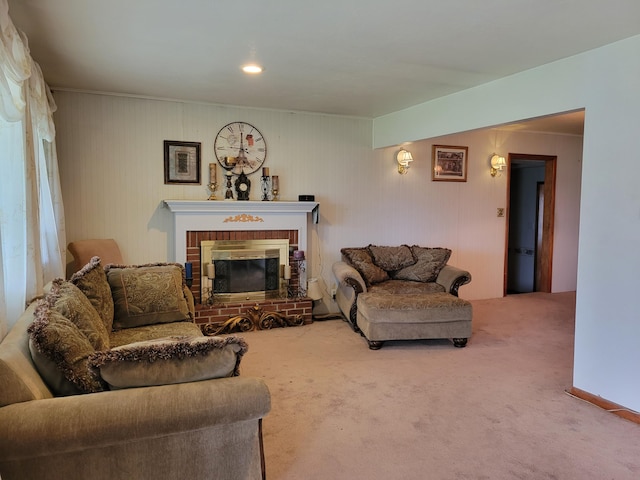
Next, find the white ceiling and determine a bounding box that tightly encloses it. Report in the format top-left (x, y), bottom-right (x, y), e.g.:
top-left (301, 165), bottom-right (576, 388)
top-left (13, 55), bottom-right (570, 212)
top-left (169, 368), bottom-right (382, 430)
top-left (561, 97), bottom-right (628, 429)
top-left (8, 0), bottom-right (640, 133)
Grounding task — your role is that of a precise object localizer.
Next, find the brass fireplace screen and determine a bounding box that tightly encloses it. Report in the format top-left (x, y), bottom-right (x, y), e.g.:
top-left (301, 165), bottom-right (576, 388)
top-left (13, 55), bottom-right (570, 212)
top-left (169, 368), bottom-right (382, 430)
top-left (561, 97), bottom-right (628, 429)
top-left (200, 239), bottom-right (289, 302)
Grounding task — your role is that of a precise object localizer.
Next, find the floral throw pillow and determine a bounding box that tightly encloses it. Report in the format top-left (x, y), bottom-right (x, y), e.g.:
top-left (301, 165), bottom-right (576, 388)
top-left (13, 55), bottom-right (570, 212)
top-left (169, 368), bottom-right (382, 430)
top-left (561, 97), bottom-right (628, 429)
top-left (341, 248), bottom-right (389, 286)
top-left (393, 247), bottom-right (452, 283)
top-left (89, 335), bottom-right (247, 390)
top-left (70, 256), bottom-right (114, 333)
top-left (106, 263), bottom-right (192, 330)
top-left (48, 278), bottom-right (109, 351)
top-left (28, 298), bottom-right (107, 395)
top-left (368, 245), bottom-right (416, 271)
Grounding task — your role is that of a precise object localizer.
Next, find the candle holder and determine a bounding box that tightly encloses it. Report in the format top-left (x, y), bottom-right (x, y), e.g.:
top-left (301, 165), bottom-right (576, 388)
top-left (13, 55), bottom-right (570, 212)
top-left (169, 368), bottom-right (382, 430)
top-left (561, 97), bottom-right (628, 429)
top-left (224, 171), bottom-right (234, 200)
top-left (207, 182), bottom-right (218, 200)
top-left (282, 263), bottom-right (292, 297)
top-left (203, 283), bottom-right (215, 305)
top-left (271, 175), bottom-right (279, 201)
top-left (293, 255), bottom-right (306, 298)
top-left (200, 279), bottom-right (215, 305)
top-left (261, 176), bottom-right (272, 201)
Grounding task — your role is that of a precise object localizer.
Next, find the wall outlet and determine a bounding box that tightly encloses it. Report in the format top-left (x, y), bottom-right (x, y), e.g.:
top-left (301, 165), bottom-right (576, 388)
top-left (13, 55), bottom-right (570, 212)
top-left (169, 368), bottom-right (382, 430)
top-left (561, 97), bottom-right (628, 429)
top-left (497, 208), bottom-right (505, 217)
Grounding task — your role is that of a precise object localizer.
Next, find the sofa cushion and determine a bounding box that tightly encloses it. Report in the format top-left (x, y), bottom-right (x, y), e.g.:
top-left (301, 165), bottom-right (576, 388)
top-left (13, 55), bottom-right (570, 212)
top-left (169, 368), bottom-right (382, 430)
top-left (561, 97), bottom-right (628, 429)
top-left (89, 335), bottom-right (248, 390)
top-left (393, 247), bottom-right (452, 282)
top-left (28, 299), bottom-right (106, 395)
top-left (70, 256), bottom-right (115, 332)
top-left (368, 279), bottom-right (446, 295)
top-left (368, 245), bottom-right (416, 271)
top-left (48, 278), bottom-right (109, 351)
top-left (106, 263), bottom-right (192, 330)
top-left (341, 248), bottom-right (389, 285)
top-left (109, 321), bottom-right (203, 348)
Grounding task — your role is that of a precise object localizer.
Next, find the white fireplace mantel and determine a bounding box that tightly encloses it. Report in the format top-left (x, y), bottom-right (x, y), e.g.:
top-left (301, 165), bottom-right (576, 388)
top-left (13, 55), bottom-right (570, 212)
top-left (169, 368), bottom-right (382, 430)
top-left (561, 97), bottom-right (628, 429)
top-left (163, 200), bottom-right (319, 264)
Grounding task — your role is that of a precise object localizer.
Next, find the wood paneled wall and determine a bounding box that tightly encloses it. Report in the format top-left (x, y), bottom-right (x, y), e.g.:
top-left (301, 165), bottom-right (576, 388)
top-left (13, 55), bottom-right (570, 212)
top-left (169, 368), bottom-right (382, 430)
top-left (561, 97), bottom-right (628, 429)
top-left (53, 91), bottom-right (583, 304)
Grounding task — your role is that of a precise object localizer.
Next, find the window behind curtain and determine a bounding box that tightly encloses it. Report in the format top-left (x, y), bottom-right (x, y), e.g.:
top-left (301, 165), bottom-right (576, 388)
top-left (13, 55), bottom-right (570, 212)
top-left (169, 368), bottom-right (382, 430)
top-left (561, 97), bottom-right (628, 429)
top-left (0, 2), bottom-right (66, 339)
top-left (0, 118), bottom-right (28, 339)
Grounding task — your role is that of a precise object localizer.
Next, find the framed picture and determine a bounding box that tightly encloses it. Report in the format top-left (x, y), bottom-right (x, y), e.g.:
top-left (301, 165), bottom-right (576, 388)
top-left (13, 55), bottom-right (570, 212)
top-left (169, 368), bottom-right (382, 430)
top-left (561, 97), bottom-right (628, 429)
top-left (164, 140), bottom-right (201, 184)
top-left (432, 145), bottom-right (468, 182)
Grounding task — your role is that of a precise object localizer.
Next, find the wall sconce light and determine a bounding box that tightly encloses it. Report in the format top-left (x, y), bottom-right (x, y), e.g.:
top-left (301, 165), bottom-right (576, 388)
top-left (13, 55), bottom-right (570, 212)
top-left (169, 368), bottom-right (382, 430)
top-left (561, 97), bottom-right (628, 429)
top-left (490, 154), bottom-right (507, 177)
top-left (397, 149), bottom-right (414, 174)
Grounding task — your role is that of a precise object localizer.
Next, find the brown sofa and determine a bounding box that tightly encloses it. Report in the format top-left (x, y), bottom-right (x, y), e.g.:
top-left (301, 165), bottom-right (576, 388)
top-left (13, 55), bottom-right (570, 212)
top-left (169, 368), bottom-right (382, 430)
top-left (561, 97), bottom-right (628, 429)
top-left (0, 257), bottom-right (271, 480)
top-left (333, 245), bottom-right (472, 349)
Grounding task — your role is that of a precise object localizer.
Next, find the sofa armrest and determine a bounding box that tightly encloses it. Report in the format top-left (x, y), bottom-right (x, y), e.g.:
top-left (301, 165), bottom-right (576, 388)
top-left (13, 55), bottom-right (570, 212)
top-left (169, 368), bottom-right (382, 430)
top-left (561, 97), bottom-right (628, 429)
top-left (0, 376), bottom-right (270, 466)
top-left (436, 265), bottom-right (472, 296)
top-left (332, 261), bottom-right (366, 293)
top-left (332, 262), bottom-right (366, 331)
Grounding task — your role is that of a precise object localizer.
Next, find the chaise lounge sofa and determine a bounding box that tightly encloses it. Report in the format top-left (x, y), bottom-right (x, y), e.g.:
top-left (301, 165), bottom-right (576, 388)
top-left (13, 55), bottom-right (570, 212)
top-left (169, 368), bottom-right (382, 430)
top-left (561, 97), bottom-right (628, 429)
top-left (333, 245), bottom-right (472, 349)
top-left (0, 257), bottom-right (270, 480)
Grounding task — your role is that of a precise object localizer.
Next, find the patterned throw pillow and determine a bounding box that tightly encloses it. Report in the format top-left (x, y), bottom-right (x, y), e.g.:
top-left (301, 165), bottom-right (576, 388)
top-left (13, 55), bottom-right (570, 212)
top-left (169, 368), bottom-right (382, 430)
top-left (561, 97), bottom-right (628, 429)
top-left (368, 245), bottom-right (416, 271)
top-left (70, 256), bottom-right (115, 332)
top-left (341, 247), bottom-right (389, 285)
top-left (48, 278), bottom-right (109, 351)
top-left (393, 247), bottom-right (452, 282)
top-left (28, 298), bottom-right (107, 395)
top-left (106, 263), bottom-right (192, 330)
top-left (89, 335), bottom-right (248, 390)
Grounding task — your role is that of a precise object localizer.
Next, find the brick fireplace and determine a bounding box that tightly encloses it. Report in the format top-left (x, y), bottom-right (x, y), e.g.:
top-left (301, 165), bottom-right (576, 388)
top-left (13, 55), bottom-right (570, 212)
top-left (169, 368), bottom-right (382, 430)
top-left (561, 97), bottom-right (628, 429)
top-left (164, 200), bottom-right (319, 330)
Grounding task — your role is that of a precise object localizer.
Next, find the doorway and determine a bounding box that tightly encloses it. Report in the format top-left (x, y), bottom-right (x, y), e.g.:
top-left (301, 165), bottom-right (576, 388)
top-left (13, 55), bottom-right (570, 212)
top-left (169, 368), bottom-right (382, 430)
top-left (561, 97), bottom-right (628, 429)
top-left (505, 154), bottom-right (556, 295)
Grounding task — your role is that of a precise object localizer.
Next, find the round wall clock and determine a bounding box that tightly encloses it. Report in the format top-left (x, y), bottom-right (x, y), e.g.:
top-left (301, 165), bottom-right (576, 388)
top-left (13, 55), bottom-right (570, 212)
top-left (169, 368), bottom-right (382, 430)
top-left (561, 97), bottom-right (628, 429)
top-left (214, 121), bottom-right (267, 175)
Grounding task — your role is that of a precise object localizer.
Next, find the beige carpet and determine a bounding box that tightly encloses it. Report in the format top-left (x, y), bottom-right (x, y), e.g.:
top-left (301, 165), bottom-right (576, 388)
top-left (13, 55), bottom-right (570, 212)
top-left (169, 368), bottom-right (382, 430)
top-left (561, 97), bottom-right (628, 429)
top-left (239, 292), bottom-right (640, 479)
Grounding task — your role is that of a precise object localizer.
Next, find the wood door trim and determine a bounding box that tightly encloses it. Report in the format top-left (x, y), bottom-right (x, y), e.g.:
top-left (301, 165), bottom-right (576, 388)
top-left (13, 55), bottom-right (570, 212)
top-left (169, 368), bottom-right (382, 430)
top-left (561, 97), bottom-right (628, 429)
top-left (503, 160), bottom-right (512, 296)
top-left (535, 182), bottom-right (544, 291)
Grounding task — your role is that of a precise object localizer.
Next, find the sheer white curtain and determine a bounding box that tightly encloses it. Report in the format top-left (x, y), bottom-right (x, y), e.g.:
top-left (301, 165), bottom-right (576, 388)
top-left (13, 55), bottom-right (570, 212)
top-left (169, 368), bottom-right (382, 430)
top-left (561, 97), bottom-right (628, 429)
top-left (0, 0), bottom-right (65, 340)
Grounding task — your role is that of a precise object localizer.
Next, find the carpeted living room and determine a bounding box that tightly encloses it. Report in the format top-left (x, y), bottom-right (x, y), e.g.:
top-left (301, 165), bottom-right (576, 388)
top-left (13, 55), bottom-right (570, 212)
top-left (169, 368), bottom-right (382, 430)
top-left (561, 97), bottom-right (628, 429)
top-left (2, 1), bottom-right (640, 479)
top-left (240, 292), bottom-right (640, 479)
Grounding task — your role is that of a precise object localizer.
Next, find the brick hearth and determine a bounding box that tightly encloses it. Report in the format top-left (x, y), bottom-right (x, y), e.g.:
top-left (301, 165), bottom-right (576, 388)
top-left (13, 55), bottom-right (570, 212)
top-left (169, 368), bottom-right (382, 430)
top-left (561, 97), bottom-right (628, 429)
top-left (194, 297), bottom-right (313, 328)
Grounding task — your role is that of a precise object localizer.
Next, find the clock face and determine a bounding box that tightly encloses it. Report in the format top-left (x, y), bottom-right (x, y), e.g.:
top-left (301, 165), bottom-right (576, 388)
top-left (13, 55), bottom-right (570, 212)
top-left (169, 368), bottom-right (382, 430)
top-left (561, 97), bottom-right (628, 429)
top-left (214, 122), bottom-right (267, 175)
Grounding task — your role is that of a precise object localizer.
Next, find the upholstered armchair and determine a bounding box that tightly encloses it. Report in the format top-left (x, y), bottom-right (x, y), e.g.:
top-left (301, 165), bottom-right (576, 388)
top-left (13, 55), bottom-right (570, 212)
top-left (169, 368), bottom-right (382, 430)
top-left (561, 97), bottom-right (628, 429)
top-left (67, 238), bottom-right (124, 273)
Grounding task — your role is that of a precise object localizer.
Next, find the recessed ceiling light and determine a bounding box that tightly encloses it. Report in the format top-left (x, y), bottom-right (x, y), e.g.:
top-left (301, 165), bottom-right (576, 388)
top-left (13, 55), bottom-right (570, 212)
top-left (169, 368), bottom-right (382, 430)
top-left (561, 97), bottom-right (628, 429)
top-left (241, 64), bottom-right (263, 74)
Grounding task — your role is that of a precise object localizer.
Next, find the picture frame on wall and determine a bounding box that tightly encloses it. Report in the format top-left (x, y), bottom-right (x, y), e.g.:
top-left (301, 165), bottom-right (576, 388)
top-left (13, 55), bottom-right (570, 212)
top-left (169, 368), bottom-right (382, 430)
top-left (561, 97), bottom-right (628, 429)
top-left (164, 140), bottom-right (201, 184)
top-left (431, 145), bottom-right (468, 182)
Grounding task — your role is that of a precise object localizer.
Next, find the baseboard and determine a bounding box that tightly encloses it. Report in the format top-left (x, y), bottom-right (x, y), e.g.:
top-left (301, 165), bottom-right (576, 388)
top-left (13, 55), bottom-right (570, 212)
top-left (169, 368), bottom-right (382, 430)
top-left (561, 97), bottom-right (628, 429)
top-left (567, 386), bottom-right (640, 425)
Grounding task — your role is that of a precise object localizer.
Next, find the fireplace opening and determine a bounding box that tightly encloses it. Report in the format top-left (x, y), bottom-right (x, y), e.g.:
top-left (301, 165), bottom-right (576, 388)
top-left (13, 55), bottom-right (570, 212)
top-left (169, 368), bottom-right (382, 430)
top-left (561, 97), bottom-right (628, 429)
top-left (201, 239), bottom-right (289, 302)
top-left (215, 250), bottom-right (280, 299)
